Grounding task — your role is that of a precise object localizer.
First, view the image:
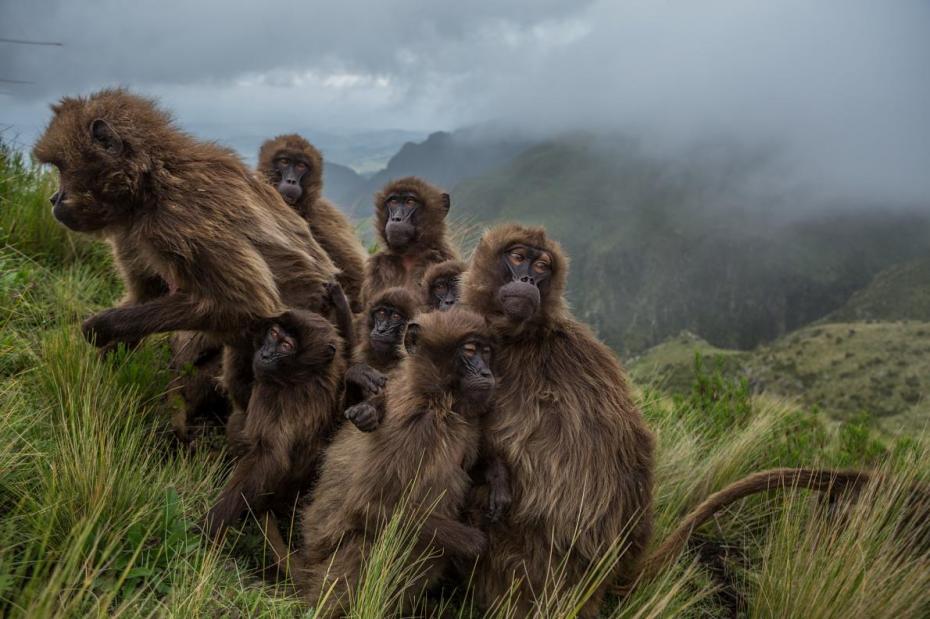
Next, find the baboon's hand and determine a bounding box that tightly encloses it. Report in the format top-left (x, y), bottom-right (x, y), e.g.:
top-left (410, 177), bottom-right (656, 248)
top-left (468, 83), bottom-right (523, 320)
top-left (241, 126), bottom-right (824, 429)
top-left (82, 310), bottom-right (119, 348)
top-left (324, 281), bottom-right (349, 308)
top-left (462, 526), bottom-right (489, 558)
top-left (486, 482), bottom-right (512, 523)
top-left (345, 363), bottom-right (387, 397)
top-left (345, 402), bottom-right (381, 432)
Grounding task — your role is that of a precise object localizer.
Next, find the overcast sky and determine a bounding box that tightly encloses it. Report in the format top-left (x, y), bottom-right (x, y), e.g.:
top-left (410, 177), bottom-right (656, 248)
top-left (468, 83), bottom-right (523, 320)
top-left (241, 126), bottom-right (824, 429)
top-left (1, 0), bottom-right (928, 202)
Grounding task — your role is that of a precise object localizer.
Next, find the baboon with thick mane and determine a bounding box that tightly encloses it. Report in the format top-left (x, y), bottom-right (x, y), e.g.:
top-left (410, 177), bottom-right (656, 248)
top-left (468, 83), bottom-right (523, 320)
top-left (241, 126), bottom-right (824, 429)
top-left (420, 259), bottom-right (466, 312)
top-left (257, 134), bottom-right (368, 311)
top-left (462, 223), bottom-right (882, 614)
top-left (298, 308), bottom-right (497, 616)
top-left (461, 223), bottom-right (654, 615)
top-left (32, 89), bottom-right (343, 412)
top-left (207, 310), bottom-right (345, 538)
top-left (362, 177), bottom-right (458, 305)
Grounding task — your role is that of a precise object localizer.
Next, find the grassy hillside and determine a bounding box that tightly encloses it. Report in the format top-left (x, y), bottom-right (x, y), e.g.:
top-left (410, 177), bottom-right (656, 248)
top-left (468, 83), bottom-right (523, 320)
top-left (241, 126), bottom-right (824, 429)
top-left (825, 257), bottom-right (930, 323)
top-left (3, 143), bottom-right (930, 617)
top-left (630, 321), bottom-right (930, 436)
top-left (453, 134), bottom-right (930, 354)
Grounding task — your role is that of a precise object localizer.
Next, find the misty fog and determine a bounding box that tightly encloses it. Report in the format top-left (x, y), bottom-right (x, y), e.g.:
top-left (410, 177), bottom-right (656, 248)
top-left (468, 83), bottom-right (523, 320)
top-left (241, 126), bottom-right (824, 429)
top-left (1, 0), bottom-right (928, 204)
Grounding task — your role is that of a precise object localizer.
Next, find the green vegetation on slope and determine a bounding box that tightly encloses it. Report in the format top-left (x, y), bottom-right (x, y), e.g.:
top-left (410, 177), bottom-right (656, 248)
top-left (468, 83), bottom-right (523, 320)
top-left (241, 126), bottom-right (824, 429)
top-left (825, 257), bottom-right (930, 323)
top-left (630, 322), bottom-right (930, 436)
top-left (2, 141), bottom-right (930, 617)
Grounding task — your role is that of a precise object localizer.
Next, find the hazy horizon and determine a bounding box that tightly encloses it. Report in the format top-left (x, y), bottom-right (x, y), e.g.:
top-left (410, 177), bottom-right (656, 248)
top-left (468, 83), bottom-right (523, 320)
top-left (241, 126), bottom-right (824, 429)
top-left (2, 1), bottom-right (928, 203)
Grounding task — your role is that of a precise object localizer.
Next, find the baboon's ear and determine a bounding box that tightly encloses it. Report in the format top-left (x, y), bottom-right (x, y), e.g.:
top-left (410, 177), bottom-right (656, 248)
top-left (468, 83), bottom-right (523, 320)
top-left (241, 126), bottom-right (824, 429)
top-left (440, 193), bottom-right (451, 213)
top-left (326, 342), bottom-right (338, 362)
top-left (90, 119), bottom-right (123, 155)
top-left (403, 322), bottom-right (421, 355)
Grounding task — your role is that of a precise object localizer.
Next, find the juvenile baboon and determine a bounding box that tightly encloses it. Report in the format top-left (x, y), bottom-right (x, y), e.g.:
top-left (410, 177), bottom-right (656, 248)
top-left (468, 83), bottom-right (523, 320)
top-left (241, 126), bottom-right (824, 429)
top-left (343, 286), bottom-right (418, 432)
top-left (258, 135), bottom-right (368, 311)
top-left (420, 259), bottom-right (466, 312)
top-left (206, 309), bottom-right (345, 538)
top-left (362, 177), bottom-right (458, 304)
top-left (298, 308), bottom-right (498, 616)
top-left (461, 223), bottom-right (655, 616)
top-left (32, 89), bottom-right (341, 412)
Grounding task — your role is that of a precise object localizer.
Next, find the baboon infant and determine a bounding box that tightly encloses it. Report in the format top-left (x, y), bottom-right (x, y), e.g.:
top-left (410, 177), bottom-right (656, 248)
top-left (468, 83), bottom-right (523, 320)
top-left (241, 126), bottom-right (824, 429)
top-left (206, 310), bottom-right (345, 538)
top-left (420, 259), bottom-right (466, 312)
top-left (297, 308), bottom-right (501, 616)
top-left (343, 286), bottom-right (418, 432)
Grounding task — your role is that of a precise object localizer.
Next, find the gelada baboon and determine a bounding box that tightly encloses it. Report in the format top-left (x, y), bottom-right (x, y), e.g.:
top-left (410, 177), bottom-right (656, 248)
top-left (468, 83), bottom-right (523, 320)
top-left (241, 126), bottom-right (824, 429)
top-left (420, 259), bottom-right (466, 312)
top-left (32, 89), bottom-right (341, 412)
top-left (343, 286), bottom-right (418, 432)
top-left (362, 177), bottom-right (458, 304)
top-left (206, 309), bottom-right (345, 539)
top-left (461, 223), bottom-right (654, 615)
top-left (258, 134), bottom-right (368, 311)
top-left (298, 308), bottom-right (498, 617)
top-left (462, 224), bottom-right (878, 614)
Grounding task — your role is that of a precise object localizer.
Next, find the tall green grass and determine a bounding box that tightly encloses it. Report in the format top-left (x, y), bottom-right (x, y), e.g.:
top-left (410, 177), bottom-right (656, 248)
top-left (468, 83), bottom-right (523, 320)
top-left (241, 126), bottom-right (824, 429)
top-left (1, 140), bottom-right (928, 617)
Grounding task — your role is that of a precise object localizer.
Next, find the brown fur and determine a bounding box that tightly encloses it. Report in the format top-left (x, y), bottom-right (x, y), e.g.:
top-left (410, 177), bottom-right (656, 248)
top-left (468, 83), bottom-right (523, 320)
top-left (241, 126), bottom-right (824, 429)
top-left (257, 135), bottom-right (368, 311)
top-left (462, 223), bottom-right (655, 617)
top-left (167, 331), bottom-right (227, 441)
top-left (420, 259), bottom-right (466, 312)
top-left (352, 286), bottom-right (418, 371)
top-left (32, 89), bottom-right (339, 413)
top-left (207, 310), bottom-right (346, 538)
top-left (362, 177), bottom-right (458, 305)
top-left (298, 309), bottom-right (494, 617)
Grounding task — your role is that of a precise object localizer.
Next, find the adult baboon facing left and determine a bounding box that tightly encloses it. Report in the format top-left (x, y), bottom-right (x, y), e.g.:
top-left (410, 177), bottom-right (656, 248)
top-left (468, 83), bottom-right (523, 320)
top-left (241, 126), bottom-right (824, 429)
top-left (362, 177), bottom-right (458, 305)
top-left (258, 135), bottom-right (368, 311)
top-left (32, 89), bottom-right (341, 413)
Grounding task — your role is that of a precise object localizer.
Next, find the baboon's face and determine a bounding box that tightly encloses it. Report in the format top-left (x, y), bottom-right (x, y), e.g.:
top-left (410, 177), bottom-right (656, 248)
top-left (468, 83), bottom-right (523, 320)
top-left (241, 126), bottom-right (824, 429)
top-left (429, 276), bottom-right (460, 312)
top-left (456, 336), bottom-right (495, 407)
top-left (368, 304), bottom-right (408, 355)
top-left (36, 118), bottom-right (133, 233)
top-left (383, 191), bottom-right (421, 249)
top-left (496, 244), bottom-right (552, 321)
top-left (271, 151), bottom-right (310, 206)
top-left (253, 314), bottom-right (337, 380)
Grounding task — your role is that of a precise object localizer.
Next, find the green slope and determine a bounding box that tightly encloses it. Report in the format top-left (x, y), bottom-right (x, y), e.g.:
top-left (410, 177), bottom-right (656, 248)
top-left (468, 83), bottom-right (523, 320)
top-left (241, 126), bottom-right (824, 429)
top-left (825, 256), bottom-right (930, 323)
top-left (630, 321), bottom-right (930, 435)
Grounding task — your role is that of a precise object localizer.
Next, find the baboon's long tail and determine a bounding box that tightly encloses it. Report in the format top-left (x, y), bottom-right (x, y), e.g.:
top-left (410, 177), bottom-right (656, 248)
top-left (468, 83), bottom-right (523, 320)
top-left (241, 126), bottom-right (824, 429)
top-left (635, 467), bottom-right (871, 584)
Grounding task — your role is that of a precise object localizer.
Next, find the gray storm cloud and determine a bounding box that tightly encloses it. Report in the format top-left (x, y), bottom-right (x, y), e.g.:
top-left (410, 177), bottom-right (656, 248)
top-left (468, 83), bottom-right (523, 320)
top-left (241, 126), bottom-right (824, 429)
top-left (1, 0), bottom-right (928, 202)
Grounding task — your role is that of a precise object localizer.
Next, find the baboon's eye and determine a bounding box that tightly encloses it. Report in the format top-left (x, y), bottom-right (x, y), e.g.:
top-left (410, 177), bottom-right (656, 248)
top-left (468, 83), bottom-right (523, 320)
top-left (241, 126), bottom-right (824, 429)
top-left (375, 308), bottom-right (388, 320)
top-left (295, 162), bottom-right (307, 172)
top-left (508, 251), bottom-right (525, 265)
top-left (391, 312), bottom-right (402, 322)
top-left (533, 259), bottom-right (550, 274)
top-left (483, 346), bottom-right (492, 356)
top-left (387, 197), bottom-right (401, 206)
top-left (463, 342), bottom-right (477, 357)
top-left (434, 282), bottom-right (448, 294)
top-left (279, 339), bottom-right (294, 353)
top-left (269, 325), bottom-right (282, 339)
top-left (405, 197), bottom-right (417, 207)
top-left (279, 158), bottom-right (290, 165)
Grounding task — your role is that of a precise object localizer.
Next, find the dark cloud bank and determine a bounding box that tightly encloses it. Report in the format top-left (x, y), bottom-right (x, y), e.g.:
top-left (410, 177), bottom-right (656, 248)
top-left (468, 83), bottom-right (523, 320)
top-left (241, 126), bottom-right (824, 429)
top-left (1, 0), bottom-right (928, 203)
